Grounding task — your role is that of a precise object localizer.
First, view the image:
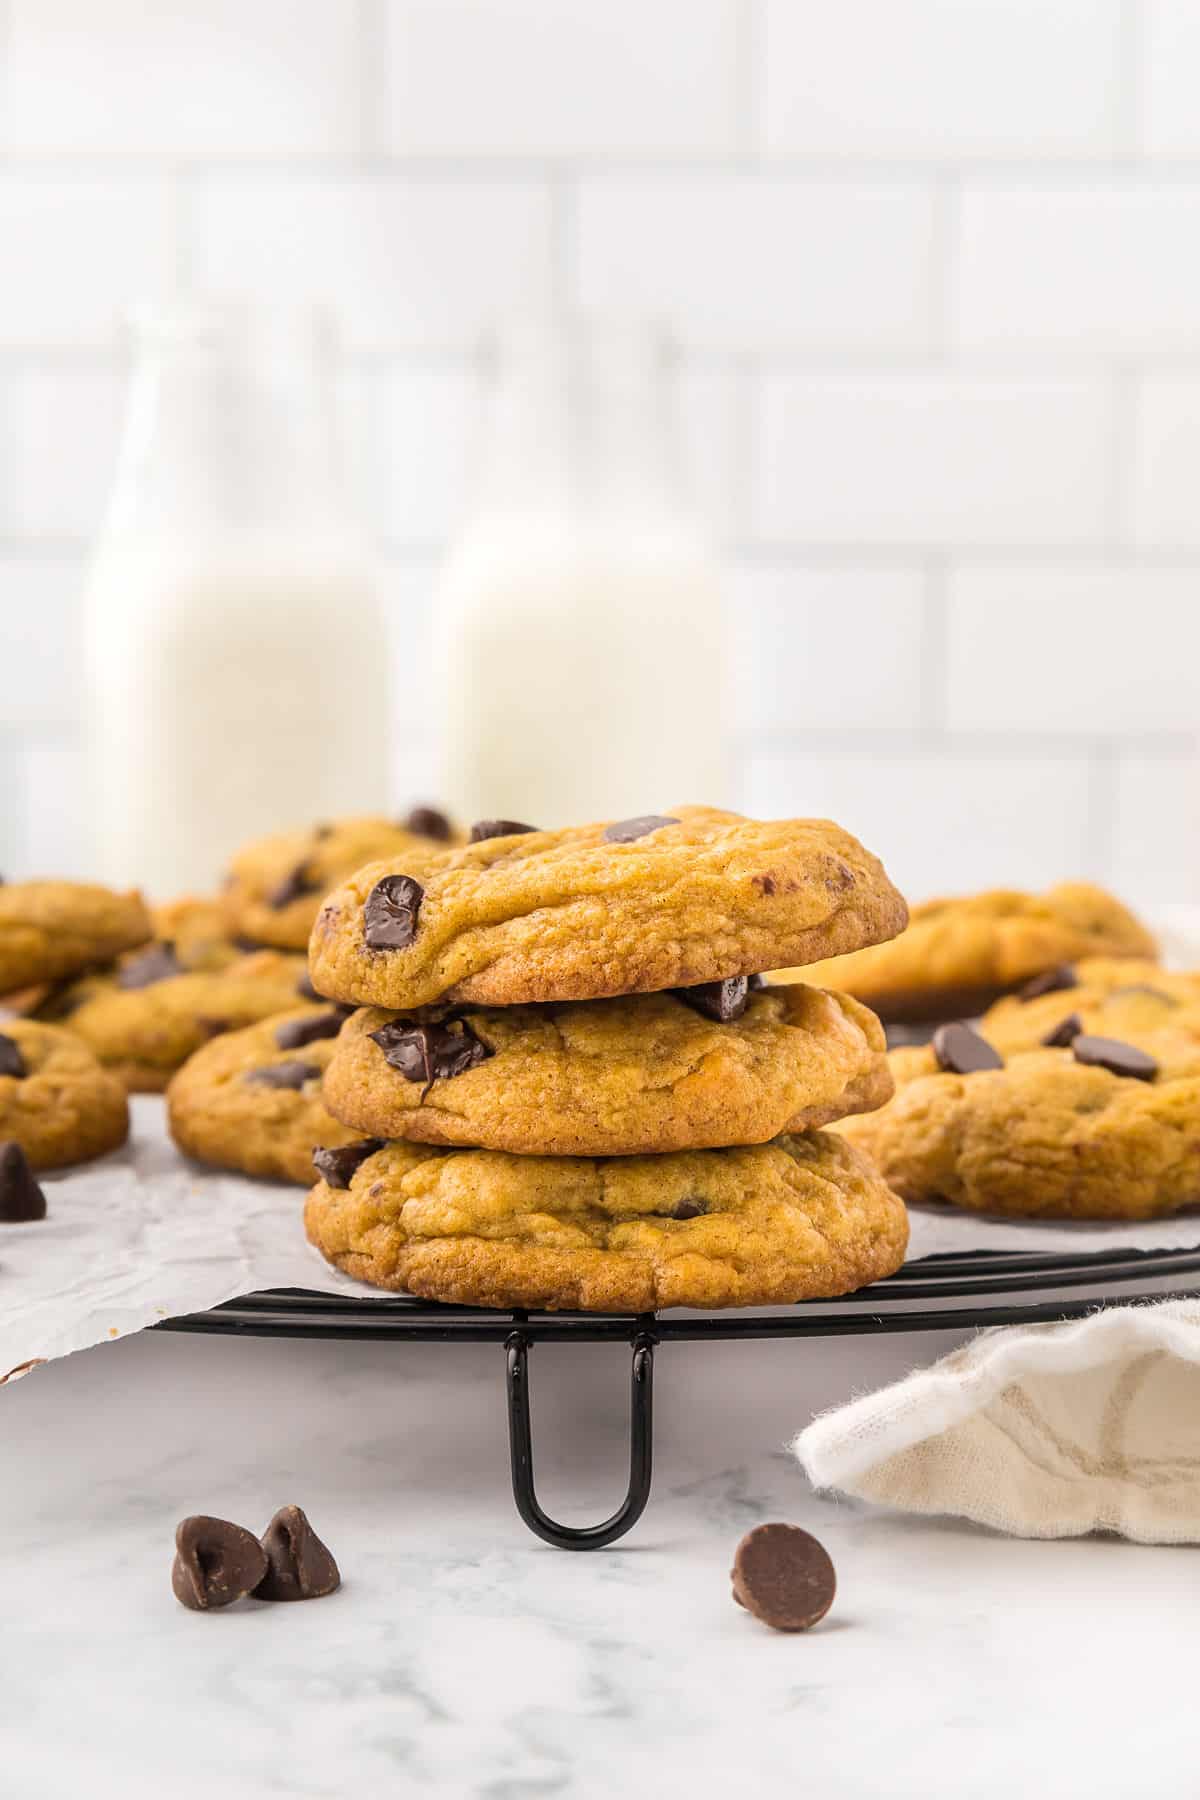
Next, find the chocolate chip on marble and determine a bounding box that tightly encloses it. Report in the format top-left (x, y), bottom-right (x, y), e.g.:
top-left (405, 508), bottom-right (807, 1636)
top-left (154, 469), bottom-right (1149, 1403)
top-left (253, 1505), bottom-right (340, 1603)
top-left (243, 1061), bottom-right (321, 1091)
top-left (1071, 1035), bottom-right (1159, 1082)
top-left (602, 815), bottom-right (680, 844)
top-left (274, 1010), bottom-right (344, 1050)
top-left (0, 1142), bottom-right (46, 1222)
top-left (369, 1018), bottom-right (493, 1087)
top-left (731, 1524), bottom-right (836, 1633)
top-left (267, 862), bottom-right (320, 910)
top-left (171, 1515), bottom-right (268, 1613)
top-left (363, 874), bottom-right (424, 951)
top-left (312, 1139), bottom-right (384, 1189)
top-left (674, 978), bottom-right (750, 1023)
top-left (671, 1198), bottom-right (707, 1220)
top-left (1019, 964), bottom-right (1078, 1001)
top-left (1042, 1013), bottom-right (1083, 1048)
top-left (117, 942), bottom-right (183, 990)
top-left (932, 1022), bottom-right (1004, 1075)
top-left (401, 806), bottom-right (454, 842)
top-left (0, 1034), bottom-right (27, 1079)
top-left (468, 819), bottom-right (538, 844)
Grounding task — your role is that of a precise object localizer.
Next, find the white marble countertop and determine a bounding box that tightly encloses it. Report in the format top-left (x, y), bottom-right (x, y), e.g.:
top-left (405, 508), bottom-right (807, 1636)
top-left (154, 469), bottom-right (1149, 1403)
top-left (5, 1319), bottom-right (1197, 1799)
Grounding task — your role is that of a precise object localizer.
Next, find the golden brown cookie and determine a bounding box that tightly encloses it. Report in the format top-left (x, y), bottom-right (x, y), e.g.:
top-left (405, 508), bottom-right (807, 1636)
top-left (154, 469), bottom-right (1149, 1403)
top-left (777, 883), bottom-right (1155, 1023)
top-left (308, 806), bottom-right (908, 1012)
top-left (34, 949), bottom-right (310, 1092)
top-left (840, 1019), bottom-right (1200, 1220)
top-left (323, 981), bottom-right (892, 1156)
top-left (0, 880), bottom-right (151, 993)
top-left (980, 957), bottom-right (1200, 1056)
top-left (167, 1006), bottom-right (360, 1184)
top-left (225, 810), bottom-right (459, 952)
top-left (305, 1128), bottom-right (909, 1311)
top-left (0, 1019), bottom-right (129, 1169)
top-left (149, 895), bottom-right (247, 974)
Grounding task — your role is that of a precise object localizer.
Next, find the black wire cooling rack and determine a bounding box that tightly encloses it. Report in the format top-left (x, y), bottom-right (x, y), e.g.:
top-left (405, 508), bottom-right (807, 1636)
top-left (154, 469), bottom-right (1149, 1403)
top-left (160, 1243), bottom-right (1200, 1549)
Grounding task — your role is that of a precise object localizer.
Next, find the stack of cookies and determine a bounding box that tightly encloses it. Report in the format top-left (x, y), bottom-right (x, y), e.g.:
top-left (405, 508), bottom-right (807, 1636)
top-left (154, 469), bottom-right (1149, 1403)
top-left (291, 807), bottom-right (913, 1312)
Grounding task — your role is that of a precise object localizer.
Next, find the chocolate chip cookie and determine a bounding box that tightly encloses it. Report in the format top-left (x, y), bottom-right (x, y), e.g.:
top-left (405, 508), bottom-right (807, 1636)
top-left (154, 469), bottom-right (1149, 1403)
top-left (980, 957), bottom-right (1200, 1057)
top-left (781, 883), bottom-right (1155, 1024)
top-left (224, 810), bottom-right (458, 952)
top-left (305, 1128), bottom-right (909, 1311)
top-left (308, 806), bottom-right (908, 1012)
top-left (167, 1007), bottom-right (360, 1184)
top-left (0, 1020), bottom-right (129, 1168)
top-left (0, 880), bottom-right (151, 993)
top-left (323, 982), bottom-right (892, 1156)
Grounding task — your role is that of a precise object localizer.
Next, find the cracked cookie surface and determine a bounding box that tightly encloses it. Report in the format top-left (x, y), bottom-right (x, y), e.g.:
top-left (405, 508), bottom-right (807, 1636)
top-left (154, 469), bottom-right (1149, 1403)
top-left (0, 880), bottom-right (151, 992)
top-left (0, 1019), bottom-right (129, 1168)
top-left (305, 1128), bottom-right (909, 1311)
top-left (324, 982), bottom-right (893, 1156)
top-left (308, 806), bottom-right (908, 1011)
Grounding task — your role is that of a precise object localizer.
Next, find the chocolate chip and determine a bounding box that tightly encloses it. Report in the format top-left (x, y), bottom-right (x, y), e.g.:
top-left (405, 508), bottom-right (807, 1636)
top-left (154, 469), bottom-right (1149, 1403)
top-left (469, 818), bottom-right (538, 843)
top-left (313, 822), bottom-right (333, 840)
top-left (267, 861), bottom-right (320, 910)
top-left (243, 1061), bottom-right (321, 1091)
top-left (0, 1143), bottom-right (46, 1221)
top-left (363, 874), bottom-right (424, 951)
top-left (748, 974), bottom-right (767, 991)
top-left (1042, 1013), bottom-right (1083, 1048)
top-left (274, 1010), bottom-right (344, 1050)
top-left (295, 969), bottom-right (323, 1002)
top-left (171, 1516), bottom-right (268, 1613)
top-left (1019, 964), bottom-right (1078, 1001)
top-left (312, 1139), bottom-right (384, 1188)
top-left (602, 815), bottom-right (680, 844)
top-left (672, 1198), bottom-right (707, 1220)
top-left (253, 1505), bottom-right (340, 1603)
top-left (1071, 1035), bottom-right (1158, 1082)
top-left (117, 942), bottom-right (182, 989)
top-left (731, 1524), bottom-right (836, 1633)
top-left (369, 1018), bottom-right (493, 1089)
top-left (401, 806), bottom-right (453, 842)
top-left (932, 1022), bottom-right (1004, 1075)
top-left (675, 978), bottom-right (750, 1023)
top-left (0, 1034), bottom-right (27, 1079)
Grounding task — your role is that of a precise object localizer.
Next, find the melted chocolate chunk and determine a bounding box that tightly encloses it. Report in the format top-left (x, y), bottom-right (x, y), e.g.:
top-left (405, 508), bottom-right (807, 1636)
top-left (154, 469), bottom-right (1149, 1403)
top-left (171, 1516), bottom-right (268, 1613)
top-left (274, 1010), bottom-right (344, 1051)
top-left (1042, 1013), bottom-right (1083, 1048)
top-left (117, 942), bottom-right (183, 990)
top-left (932, 1022), bottom-right (1004, 1075)
top-left (602, 814), bottom-right (680, 844)
top-left (254, 1505), bottom-right (340, 1602)
top-left (369, 1018), bottom-right (493, 1088)
top-left (675, 978), bottom-right (750, 1023)
top-left (363, 874), bottom-right (424, 951)
top-left (469, 819), bottom-right (538, 844)
top-left (243, 1061), bottom-right (321, 1091)
top-left (267, 861), bottom-right (321, 910)
top-left (312, 1139), bottom-right (384, 1189)
top-left (1019, 964), bottom-right (1078, 1001)
top-left (1071, 1035), bottom-right (1158, 1082)
top-left (731, 1524), bottom-right (836, 1633)
top-left (0, 1142), bottom-right (46, 1221)
top-left (401, 805), bottom-right (453, 842)
top-left (671, 1198), bottom-right (707, 1220)
top-left (0, 1034), bottom-right (27, 1079)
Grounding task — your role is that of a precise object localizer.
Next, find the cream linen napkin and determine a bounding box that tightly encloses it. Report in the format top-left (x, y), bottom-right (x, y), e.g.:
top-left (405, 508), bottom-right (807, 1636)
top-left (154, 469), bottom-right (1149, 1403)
top-left (794, 1300), bottom-right (1200, 1543)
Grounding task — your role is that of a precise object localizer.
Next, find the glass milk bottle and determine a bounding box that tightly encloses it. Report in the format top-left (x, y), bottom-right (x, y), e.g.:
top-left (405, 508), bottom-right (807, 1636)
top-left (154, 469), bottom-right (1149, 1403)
top-left (434, 316), bottom-right (729, 825)
top-left (82, 303), bottom-right (389, 897)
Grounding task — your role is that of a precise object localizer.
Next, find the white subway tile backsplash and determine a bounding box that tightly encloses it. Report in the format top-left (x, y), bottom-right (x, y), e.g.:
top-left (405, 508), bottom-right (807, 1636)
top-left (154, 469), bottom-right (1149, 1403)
top-left (956, 184), bottom-right (1200, 354)
top-left (1142, 1), bottom-right (1200, 156)
top-left (12, 740), bottom-right (92, 879)
top-left (573, 178), bottom-right (937, 352)
top-left (754, 375), bottom-right (1112, 547)
top-left (1129, 377), bottom-right (1200, 550)
top-left (1112, 753), bottom-right (1200, 906)
top-left (3, 1), bottom-right (362, 155)
top-left (762, 0), bottom-right (1122, 159)
top-left (677, 364), bottom-right (745, 545)
top-left (731, 564), bottom-right (927, 735)
top-left (946, 569), bottom-right (1200, 734)
top-left (5, 365), bottom-right (123, 539)
top-left (0, 559), bottom-right (83, 727)
top-left (190, 177), bottom-right (554, 352)
top-left (374, 364), bottom-right (479, 546)
top-left (382, 0), bottom-right (740, 155)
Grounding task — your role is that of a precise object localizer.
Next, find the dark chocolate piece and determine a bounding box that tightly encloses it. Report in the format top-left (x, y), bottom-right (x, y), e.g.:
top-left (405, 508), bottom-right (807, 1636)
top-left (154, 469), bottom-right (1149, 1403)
top-left (402, 806), bottom-right (453, 842)
top-left (1071, 1035), bottom-right (1158, 1082)
top-left (748, 974), bottom-right (767, 991)
top-left (274, 1010), bottom-right (344, 1051)
top-left (369, 1019), bottom-right (493, 1087)
top-left (312, 1139), bottom-right (384, 1189)
top-left (602, 815), bottom-right (680, 844)
top-left (254, 1505), bottom-right (340, 1602)
top-left (932, 1022), bottom-right (1004, 1075)
top-left (363, 874), bottom-right (424, 951)
top-left (0, 1034), bottom-right (27, 1079)
top-left (731, 1523), bottom-right (836, 1632)
top-left (1019, 964), bottom-right (1078, 1001)
top-left (468, 819), bottom-right (538, 843)
top-left (117, 942), bottom-right (182, 989)
top-left (671, 1198), bottom-right (707, 1220)
top-left (171, 1515), bottom-right (268, 1612)
top-left (243, 1061), bottom-right (321, 1091)
top-left (1042, 1013), bottom-right (1083, 1048)
top-left (0, 1142), bottom-right (46, 1221)
top-left (674, 978), bottom-right (750, 1023)
top-left (295, 969), bottom-right (320, 1002)
top-left (267, 862), bottom-right (320, 910)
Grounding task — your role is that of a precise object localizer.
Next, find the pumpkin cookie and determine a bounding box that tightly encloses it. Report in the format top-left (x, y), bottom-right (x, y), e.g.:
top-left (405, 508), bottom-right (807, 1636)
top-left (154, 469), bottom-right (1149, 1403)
top-left (0, 880), bottom-right (151, 993)
top-left (308, 806), bottom-right (908, 1012)
top-left (980, 957), bottom-right (1200, 1056)
top-left (168, 1006), bottom-right (359, 1185)
top-left (324, 981), bottom-right (892, 1156)
top-left (777, 883), bottom-right (1155, 1024)
top-left (305, 1128), bottom-right (909, 1311)
top-left (225, 810), bottom-right (458, 952)
top-left (0, 1019), bottom-right (129, 1169)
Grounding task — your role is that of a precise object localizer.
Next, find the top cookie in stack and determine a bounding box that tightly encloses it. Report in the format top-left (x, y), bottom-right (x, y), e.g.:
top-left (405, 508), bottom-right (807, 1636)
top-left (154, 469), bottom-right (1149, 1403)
top-left (304, 808), bottom-right (912, 1313)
